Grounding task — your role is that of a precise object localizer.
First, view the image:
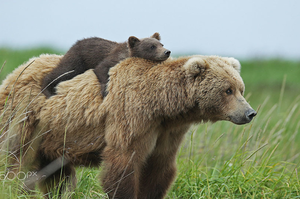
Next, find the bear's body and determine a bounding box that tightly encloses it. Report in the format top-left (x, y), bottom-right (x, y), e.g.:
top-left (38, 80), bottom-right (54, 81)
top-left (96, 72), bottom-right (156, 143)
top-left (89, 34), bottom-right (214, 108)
top-left (41, 33), bottom-right (171, 98)
top-left (0, 54), bottom-right (256, 198)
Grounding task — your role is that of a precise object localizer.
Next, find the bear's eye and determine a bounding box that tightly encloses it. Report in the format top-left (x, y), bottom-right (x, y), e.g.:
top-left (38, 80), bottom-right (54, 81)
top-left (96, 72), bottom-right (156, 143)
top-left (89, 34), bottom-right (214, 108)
top-left (226, 88), bottom-right (233, 95)
top-left (151, 45), bottom-right (156, 50)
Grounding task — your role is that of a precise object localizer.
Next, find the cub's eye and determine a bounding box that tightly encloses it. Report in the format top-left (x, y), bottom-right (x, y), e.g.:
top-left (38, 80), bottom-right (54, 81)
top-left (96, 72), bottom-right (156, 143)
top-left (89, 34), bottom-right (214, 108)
top-left (226, 88), bottom-right (233, 95)
top-left (151, 45), bottom-right (156, 49)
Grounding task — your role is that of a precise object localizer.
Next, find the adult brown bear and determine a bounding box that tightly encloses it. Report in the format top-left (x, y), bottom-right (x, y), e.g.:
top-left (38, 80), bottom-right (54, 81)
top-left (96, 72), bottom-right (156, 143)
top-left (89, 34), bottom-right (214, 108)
top-left (0, 54), bottom-right (256, 198)
top-left (41, 33), bottom-right (171, 98)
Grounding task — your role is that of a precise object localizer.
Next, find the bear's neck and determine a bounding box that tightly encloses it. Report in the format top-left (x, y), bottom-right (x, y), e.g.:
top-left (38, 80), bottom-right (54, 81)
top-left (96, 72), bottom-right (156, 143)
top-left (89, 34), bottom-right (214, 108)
top-left (148, 73), bottom-right (199, 125)
top-left (103, 59), bottom-right (199, 134)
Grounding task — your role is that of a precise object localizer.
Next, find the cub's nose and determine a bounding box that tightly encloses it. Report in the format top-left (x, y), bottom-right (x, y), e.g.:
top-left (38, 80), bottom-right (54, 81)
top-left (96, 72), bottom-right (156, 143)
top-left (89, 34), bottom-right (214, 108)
top-left (245, 109), bottom-right (257, 122)
top-left (164, 50), bottom-right (171, 56)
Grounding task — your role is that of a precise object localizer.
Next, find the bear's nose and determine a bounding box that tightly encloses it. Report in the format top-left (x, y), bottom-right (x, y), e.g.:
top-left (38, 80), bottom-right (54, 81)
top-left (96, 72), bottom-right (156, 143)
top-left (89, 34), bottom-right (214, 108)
top-left (245, 109), bottom-right (257, 122)
top-left (164, 50), bottom-right (171, 56)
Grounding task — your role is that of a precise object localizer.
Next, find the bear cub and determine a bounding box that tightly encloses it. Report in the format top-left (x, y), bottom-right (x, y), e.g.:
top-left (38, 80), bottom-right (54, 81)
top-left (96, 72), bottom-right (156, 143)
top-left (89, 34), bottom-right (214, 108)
top-left (41, 32), bottom-right (171, 98)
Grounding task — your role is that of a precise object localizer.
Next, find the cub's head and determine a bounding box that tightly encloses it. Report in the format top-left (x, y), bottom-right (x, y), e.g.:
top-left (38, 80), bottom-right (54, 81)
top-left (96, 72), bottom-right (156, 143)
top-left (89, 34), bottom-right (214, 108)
top-left (128, 32), bottom-right (171, 62)
top-left (184, 56), bottom-right (256, 125)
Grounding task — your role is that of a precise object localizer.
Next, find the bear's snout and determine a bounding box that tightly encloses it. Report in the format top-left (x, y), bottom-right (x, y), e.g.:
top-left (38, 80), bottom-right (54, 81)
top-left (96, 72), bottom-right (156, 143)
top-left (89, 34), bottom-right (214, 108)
top-left (227, 96), bottom-right (257, 125)
top-left (164, 50), bottom-right (171, 56)
top-left (245, 109), bottom-right (257, 122)
top-left (229, 107), bottom-right (257, 125)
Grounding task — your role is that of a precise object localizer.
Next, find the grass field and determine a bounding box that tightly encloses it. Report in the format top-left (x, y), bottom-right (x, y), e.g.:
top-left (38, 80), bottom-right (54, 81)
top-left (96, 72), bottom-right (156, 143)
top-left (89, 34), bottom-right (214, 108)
top-left (0, 47), bottom-right (300, 198)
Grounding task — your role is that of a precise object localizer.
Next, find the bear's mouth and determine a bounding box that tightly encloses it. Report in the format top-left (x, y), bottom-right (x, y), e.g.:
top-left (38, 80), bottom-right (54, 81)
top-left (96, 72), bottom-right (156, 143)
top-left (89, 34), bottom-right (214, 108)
top-left (156, 55), bottom-right (170, 61)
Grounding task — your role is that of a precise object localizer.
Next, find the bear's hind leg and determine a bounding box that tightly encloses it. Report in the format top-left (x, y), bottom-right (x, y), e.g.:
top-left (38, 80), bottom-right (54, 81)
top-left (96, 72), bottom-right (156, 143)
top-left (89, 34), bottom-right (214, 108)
top-left (36, 152), bottom-right (76, 198)
top-left (38, 163), bottom-right (76, 198)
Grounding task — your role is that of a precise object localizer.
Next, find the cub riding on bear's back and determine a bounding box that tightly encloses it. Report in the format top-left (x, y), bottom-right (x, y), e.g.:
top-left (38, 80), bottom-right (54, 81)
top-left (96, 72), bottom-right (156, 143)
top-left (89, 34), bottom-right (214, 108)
top-left (41, 32), bottom-right (171, 98)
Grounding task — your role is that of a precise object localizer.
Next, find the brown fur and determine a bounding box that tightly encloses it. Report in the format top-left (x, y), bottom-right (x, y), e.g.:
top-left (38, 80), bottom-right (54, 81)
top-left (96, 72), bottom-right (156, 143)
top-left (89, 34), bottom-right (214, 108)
top-left (0, 54), bottom-right (256, 198)
top-left (0, 55), bottom-right (61, 170)
top-left (41, 32), bottom-right (171, 98)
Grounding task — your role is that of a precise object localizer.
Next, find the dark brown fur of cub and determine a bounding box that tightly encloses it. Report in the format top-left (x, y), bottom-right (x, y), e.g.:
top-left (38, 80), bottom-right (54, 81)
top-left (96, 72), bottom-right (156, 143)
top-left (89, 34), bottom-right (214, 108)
top-left (41, 33), bottom-right (170, 98)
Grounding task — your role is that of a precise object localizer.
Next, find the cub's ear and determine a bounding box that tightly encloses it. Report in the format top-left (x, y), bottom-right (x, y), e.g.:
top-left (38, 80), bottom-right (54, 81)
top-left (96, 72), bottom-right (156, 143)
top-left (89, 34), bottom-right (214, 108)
top-left (227, 57), bottom-right (241, 73)
top-left (128, 36), bottom-right (140, 48)
top-left (183, 57), bottom-right (208, 77)
top-left (151, 32), bottom-right (161, 41)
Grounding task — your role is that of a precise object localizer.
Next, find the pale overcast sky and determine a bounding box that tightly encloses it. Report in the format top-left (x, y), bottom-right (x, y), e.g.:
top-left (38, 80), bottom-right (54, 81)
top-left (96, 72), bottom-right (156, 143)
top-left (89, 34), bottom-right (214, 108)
top-left (0, 0), bottom-right (299, 59)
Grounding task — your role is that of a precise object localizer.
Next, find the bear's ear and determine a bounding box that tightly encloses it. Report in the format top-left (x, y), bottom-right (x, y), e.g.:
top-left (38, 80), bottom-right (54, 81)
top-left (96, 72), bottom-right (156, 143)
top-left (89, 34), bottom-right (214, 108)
top-left (151, 32), bottom-right (161, 41)
top-left (128, 36), bottom-right (140, 48)
top-left (183, 57), bottom-right (208, 76)
top-left (227, 57), bottom-right (241, 73)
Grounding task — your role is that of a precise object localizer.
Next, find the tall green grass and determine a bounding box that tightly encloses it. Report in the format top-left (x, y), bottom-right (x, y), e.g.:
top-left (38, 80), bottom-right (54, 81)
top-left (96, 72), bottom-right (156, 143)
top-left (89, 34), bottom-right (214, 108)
top-left (0, 48), bottom-right (300, 198)
top-left (171, 96), bottom-right (300, 198)
top-left (0, 47), bottom-right (63, 81)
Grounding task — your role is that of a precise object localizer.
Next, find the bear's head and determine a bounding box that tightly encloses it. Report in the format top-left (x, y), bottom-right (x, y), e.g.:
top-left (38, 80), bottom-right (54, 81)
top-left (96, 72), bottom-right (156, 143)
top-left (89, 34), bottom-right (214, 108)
top-left (128, 32), bottom-right (171, 62)
top-left (183, 56), bottom-right (256, 125)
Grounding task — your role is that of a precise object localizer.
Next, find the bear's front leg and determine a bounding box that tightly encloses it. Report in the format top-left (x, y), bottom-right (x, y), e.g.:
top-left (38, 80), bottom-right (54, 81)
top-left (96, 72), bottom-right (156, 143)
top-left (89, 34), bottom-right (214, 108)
top-left (138, 152), bottom-right (177, 199)
top-left (101, 133), bottom-right (158, 199)
top-left (101, 147), bottom-right (139, 199)
top-left (94, 58), bottom-right (119, 98)
top-left (138, 128), bottom-right (187, 199)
